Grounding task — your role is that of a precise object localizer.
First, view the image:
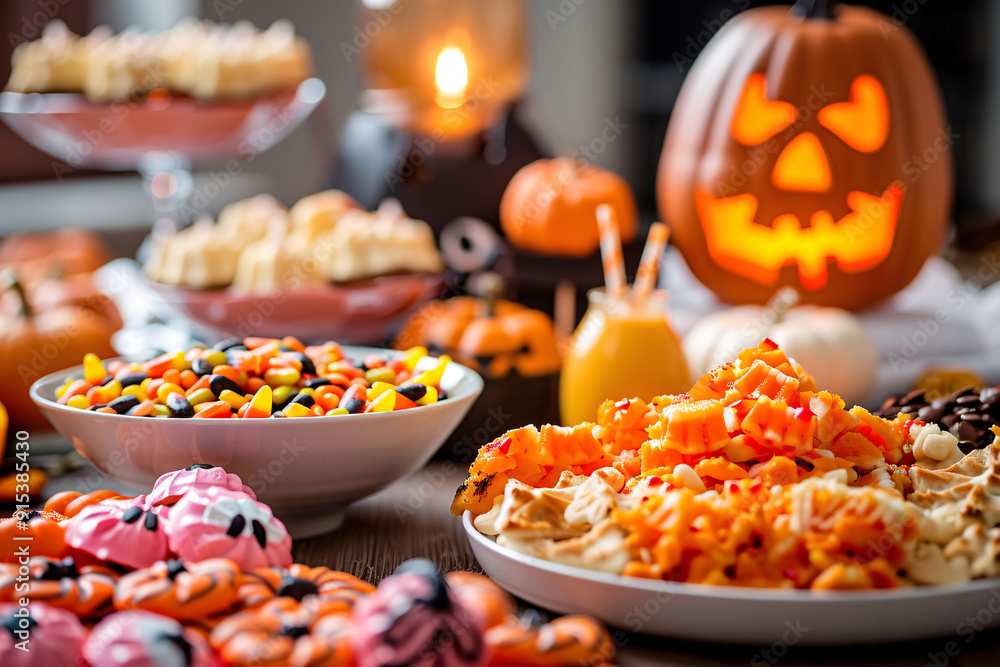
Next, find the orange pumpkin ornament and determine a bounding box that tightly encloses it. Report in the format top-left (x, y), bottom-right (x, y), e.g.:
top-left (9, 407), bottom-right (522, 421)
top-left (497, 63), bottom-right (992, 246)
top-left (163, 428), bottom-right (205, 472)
top-left (0, 510), bottom-right (69, 562)
top-left (500, 157), bottom-right (638, 257)
top-left (0, 227), bottom-right (112, 283)
top-left (657, 0), bottom-right (952, 310)
top-left (0, 274), bottom-right (119, 431)
top-left (394, 275), bottom-right (562, 380)
top-left (44, 489), bottom-right (130, 518)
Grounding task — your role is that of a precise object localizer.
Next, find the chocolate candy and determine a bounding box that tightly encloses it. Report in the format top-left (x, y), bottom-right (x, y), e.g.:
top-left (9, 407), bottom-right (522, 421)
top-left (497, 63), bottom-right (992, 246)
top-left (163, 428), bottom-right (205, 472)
top-left (875, 385), bottom-right (1000, 452)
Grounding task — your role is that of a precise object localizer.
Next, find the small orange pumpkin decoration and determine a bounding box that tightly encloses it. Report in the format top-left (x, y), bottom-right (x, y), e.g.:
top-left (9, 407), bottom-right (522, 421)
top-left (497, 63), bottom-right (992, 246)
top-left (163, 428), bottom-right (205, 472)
top-left (500, 157), bottom-right (638, 257)
top-left (0, 509), bottom-right (69, 562)
top-left (394, 275), bottom-right (562, 379)
top-left (114, 558), bottom-right (242, 623)
top-left (657, 0), bottom-right (951, 310)
top-left (0, 274), bottom-right (119, 431)
top-left (0, 227), bottom-right (112, 283)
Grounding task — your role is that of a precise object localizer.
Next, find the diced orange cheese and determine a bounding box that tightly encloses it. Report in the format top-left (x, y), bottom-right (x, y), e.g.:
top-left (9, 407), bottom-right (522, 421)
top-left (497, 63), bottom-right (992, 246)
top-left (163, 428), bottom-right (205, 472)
top-left (654, 400), bottom-right (730, 455)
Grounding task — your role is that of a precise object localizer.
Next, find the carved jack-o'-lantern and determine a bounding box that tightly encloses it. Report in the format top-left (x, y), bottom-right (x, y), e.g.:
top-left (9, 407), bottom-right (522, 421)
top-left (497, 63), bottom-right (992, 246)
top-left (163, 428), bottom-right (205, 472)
top-left (658, 0), bottom-right (952, 310)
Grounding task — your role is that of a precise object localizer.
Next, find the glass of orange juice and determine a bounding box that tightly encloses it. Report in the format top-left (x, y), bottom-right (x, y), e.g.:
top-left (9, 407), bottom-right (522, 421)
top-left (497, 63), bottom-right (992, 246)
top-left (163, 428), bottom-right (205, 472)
top-left (559, 288), bottom-right (690, 426)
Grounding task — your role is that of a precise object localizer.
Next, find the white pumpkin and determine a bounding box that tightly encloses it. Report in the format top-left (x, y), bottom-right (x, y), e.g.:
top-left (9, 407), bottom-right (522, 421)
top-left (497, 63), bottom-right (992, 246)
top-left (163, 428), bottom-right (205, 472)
top-left (683, 290), bottom-right (878, 407)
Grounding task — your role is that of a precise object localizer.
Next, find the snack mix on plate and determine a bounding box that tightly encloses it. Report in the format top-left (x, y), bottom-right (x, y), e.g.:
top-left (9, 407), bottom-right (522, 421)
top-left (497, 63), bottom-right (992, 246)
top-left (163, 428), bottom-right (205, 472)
top-left (5, 18), bottom-right (313, 101)
top-left (55, 337), bottom-right (449, 418)
top-left (0, 465), bottom-right (617, 667)
top-left (454, 339), bottom-right (1000, 589)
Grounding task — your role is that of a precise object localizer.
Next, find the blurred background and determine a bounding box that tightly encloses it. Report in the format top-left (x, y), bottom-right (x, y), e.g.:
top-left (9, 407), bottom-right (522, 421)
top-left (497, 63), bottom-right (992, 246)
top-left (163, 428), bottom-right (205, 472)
top-left (0, 0), bottom-right (990, 252)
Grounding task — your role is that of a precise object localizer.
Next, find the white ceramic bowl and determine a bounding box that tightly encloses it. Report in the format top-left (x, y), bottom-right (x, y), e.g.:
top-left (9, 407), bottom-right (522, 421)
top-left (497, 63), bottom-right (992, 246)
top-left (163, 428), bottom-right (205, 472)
top-left (464, 512), bottom-right (1000, 645)
top-left (28, 350), bottom-right (482, 539)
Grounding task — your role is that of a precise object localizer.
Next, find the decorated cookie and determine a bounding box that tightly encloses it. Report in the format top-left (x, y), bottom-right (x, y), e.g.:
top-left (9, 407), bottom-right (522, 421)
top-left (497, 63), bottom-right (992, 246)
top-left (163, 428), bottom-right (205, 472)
top-left (146, 464), bottom-right (257, 507)
top-left (114, 558), bottom-right (242, 623)
top-left (0, 602), bottom-right (88, 667)
top-left (0, 556), bottom-right (119, 619)
top-left (167, 491), bottom-right (292, 569)
top-left (0, 510), bottom-right (69, 562)
top-left (83, 609), bottom-right (218, 667)
top-left (66, 500), bottom-right (170, 570)
top-left (485, 611), bottom-right (614, 666)
top-left (352, 559), bottom-right (488, 667)
top-left (211, 597), bottom-right (354, 667)
top-left (236, 563), bottom-right (375, 612)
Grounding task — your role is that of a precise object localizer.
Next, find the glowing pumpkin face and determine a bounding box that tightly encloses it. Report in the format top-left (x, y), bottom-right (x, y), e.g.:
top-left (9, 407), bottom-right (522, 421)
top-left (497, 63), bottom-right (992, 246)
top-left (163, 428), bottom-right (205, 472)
top-left (658, 3), bottom-right (952, 311)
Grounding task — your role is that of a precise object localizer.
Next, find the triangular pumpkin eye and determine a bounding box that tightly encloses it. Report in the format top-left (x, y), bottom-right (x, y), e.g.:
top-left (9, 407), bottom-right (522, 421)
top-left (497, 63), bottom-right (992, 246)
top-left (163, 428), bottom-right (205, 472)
top-left (730, 73), bottom-right (797, 145)
top-left (818, 75), bottom-right (889, 152)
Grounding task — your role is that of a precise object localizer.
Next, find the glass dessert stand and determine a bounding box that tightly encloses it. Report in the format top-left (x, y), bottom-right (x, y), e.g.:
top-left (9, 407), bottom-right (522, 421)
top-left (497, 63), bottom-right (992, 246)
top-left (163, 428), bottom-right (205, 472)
top-left (0, 78), bottom-right (327, 229)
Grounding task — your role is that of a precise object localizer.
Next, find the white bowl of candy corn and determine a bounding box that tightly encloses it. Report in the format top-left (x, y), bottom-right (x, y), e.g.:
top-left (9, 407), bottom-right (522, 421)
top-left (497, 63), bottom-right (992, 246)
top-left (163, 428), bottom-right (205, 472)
top-left (30, 338), bottom-right (483, 538)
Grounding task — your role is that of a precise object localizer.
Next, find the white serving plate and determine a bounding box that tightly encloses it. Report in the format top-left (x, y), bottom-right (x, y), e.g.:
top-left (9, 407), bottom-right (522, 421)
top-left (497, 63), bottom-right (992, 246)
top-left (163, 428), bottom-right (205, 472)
top-left (464, 512), bottom-right (1000, 645)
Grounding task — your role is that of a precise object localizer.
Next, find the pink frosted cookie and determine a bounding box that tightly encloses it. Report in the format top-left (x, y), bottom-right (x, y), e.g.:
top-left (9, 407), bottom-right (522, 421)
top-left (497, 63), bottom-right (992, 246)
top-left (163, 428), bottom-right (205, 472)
top-left (83, 609), bottom-right (217, 667)
top-left (0, 602), bottom-right (87, 667)
top-left (146, 464), bottom-right (256, 508)
top-left (66, 499), bottom-right (170, 570)
top-left (352, 559), bottom-right (488, 667)
top-left (167, 490), bottom-right (292, 570)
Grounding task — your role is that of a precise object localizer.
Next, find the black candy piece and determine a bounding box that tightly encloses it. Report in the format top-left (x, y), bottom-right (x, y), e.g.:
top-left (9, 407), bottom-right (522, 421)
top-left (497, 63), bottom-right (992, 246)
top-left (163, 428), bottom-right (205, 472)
top-left (187, 464), bottom-right (216, 471)
top-left (144, 512), bottom-right (159, 531)
top-left (213, 337), bottom-right (244, 351)
top-left (39, 557), bottom-right (80, 581)
top-left (344, 397), bottom-right (364, 414)
top-left (279, 624), bottom-right (310, 639)
top-left (166, 394), bottom-right (195, 418)
top-left (304, 378), bottom-right (331, 389)
top-left (396, 384), bottom-right (427, 401)
top-left (289, 352), bottom-right (316, 376)
top-left (277, 574), bottom-right (320, 601)
top-left (119, 372), bottom-right (150, 387)
top-left (166, 560), bottom-right (187, 579)
top-left (123, 506), bottom-right (142, 523)
top-left (289, 394), bottom-right (314, 408)
top-left (192, 359), bottom-right (213, 376)
top-left (209, 374), bottom-right (243, 398)
top-left (86, 404), bottom-right (105, 411)
top-left (108, 395), bottom-right (140, 414)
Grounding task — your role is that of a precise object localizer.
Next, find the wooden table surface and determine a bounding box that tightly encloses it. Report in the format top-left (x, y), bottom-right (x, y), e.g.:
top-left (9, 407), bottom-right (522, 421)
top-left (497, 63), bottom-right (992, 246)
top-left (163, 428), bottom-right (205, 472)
top-left (45, 459), bottom-right (1000, 667)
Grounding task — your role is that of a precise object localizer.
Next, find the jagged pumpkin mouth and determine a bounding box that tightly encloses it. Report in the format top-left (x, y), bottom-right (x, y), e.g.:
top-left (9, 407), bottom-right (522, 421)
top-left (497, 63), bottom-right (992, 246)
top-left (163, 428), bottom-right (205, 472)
top-left (693, 182), bottom-right (903, 290)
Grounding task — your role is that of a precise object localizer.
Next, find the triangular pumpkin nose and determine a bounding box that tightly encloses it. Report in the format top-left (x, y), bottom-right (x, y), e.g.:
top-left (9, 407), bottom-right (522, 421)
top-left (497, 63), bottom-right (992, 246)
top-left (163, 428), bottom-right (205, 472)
top-left (771, 132), bottom-right (831, 192)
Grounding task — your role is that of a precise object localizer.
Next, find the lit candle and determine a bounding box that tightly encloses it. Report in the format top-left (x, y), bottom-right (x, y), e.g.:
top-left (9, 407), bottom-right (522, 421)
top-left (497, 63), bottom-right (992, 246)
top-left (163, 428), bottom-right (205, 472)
top-left (435, 46), bottom-right (468, 109)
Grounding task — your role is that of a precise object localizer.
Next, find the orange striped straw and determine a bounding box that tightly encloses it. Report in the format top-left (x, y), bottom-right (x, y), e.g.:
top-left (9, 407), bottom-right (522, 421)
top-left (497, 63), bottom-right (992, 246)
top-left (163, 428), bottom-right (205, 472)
top-left (596, 205), bottom-right (627, 300)
top-left (632, 222), bottom-right (670, 304)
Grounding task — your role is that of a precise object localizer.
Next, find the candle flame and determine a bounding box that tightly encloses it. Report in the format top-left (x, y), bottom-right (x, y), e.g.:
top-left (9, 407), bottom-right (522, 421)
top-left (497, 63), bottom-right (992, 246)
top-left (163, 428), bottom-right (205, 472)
top-left (435, 46), bottom-right (468, 109)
